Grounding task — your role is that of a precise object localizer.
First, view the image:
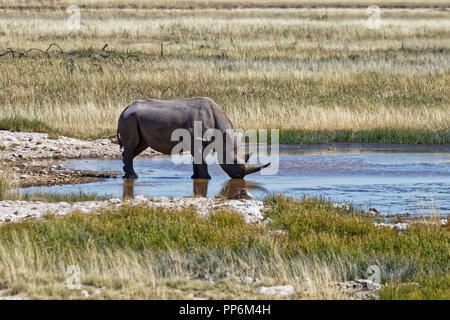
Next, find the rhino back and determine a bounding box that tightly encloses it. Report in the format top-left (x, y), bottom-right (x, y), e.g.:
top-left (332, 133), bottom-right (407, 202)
top-left (120, 97), bottom-right (230, 154)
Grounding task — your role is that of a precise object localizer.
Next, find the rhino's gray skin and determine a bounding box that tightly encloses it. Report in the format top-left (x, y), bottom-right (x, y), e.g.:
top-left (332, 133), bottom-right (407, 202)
top-left (117, 97), bottom-right (269, 179)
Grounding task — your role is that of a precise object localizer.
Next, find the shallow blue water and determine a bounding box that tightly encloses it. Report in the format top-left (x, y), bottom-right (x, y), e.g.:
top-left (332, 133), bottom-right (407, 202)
top-left (20, 145), bottom-right (450, 215)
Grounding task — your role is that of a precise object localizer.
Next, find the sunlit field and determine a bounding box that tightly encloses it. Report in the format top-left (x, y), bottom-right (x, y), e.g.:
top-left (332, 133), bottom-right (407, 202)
top-left (0, 1), bottom-right (448, 142)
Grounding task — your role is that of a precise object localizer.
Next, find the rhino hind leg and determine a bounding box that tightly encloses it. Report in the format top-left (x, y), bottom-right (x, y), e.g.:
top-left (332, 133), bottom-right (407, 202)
top-left (122, 147), bottom-right (138, 179)
top-left (192, 162), bottom-right (211, 179)
top-left (122, 142), bottom-right (149, 179)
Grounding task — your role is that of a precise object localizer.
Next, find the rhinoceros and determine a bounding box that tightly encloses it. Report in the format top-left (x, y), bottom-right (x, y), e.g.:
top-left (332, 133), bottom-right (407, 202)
top-left (117, 97), bottom-right (269, 179)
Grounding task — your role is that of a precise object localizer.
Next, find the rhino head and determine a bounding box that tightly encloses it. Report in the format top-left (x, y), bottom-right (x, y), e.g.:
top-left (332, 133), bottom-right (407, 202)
top-left (219, 156), bottom-right (270, 179)
top-left (219, 132), bottom-right (270, 179)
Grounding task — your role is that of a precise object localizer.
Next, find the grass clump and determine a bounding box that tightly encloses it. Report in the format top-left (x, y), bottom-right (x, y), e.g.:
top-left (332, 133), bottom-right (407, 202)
top-left (0, 166), bottom-right (19, 201)
top-left (0, 169), bottom-right (8, 201)
top-left (278, 129), bottom-right (450, 144)
top-left (0, 117), bottom-right (60, 139)
top-left (0, 196), bottom-right (447, 299)
top-left (380, 274), bottom-right (450, 300)
top-left (1, 206), bottom-right (270, 252)
top-left (266, 196), bottom-right (449, 282)
top-left (17, 191), bottom-right (110, 203)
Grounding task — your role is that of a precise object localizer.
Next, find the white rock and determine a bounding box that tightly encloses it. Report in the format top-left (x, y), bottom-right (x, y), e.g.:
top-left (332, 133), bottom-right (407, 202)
top-left (393, 223), bottom-right (408, 231)
top-left (78, 208), bottom-right (90, 214)
top-left (332, 203), bottom-right (351, 210)
top-left (374, 222), bottom-right (409, 231)
top-left (152, 197), bottom-right (170, 202)
top-left (214, 200), bottom-right (264, 223)
top-left (257, 285), bottom-right (295, 296)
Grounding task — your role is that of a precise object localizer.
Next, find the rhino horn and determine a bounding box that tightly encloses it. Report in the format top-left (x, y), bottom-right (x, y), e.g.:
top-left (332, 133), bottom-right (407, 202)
top-left (244, 162), bottom-right (270, 176)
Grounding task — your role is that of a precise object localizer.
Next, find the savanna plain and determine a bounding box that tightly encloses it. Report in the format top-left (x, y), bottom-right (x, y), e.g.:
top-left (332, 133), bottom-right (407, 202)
top-left (0, 0), bottom-right (449, 300)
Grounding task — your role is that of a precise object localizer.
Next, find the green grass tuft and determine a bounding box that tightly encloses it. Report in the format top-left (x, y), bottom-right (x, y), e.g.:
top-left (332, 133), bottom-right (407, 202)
top-left (0, 117), bottom-right (60, 139)
top-left (278, 129), bottom-right (450, 144)
top-left (0, 173), bottom-right (7, 201)
top-left (0, 117), bottom-right (115, 140)
top-left (380, 274), bottom-right (450, 300)
top-left (18, 191), bottom-right (110, 203)
top-left (266, 196), bottom-right (449, 282)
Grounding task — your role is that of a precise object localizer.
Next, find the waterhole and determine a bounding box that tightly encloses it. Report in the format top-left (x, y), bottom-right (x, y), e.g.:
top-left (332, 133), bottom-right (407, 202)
top-left (20, 144), bottom-right (450, 216)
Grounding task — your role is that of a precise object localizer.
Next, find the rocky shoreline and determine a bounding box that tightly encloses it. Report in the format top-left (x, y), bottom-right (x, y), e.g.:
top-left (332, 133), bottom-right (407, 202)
top-left (0, 130), bottom-right (156, 161)
top-left (8, 160), bottom-right (121, 187)
top-left (0, 196), bottom-right (266, 225)
top-left (1, 192), bottom-right (446, 231)
top-left (0, 130), bottom-right (157, 187)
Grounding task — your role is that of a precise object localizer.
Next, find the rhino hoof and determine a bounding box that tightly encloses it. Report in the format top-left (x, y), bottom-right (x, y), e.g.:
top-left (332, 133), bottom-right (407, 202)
top-left (191, 174), bottom-right (211, 179)
top-left (123, 173), bottom-right (139, 179)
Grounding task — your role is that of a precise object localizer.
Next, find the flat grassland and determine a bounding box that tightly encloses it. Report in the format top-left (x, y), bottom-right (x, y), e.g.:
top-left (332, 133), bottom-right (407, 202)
top-left (0, 1), bottom-right (449, 143)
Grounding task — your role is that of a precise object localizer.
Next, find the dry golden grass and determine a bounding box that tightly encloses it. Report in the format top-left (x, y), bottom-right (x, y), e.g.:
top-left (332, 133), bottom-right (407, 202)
top-left (0, 3), bottom-right (448, 142)
top-left (0, 243), bottom-right (348, 299)
top-left (1, 0), bottom-right (449, 9)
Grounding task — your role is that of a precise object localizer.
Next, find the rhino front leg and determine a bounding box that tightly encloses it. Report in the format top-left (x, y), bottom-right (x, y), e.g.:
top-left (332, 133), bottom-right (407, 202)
top-left (122, 147), bottom-right (139, 179)
top-left (192, 162), bottom-right (211, 179)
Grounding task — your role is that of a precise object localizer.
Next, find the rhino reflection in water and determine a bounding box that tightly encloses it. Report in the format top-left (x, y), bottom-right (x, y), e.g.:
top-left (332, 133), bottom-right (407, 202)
top-left (193, 178), bottom-right (267, 199)
top-left (117, 97), bottom-right (269, 179)
top-left (123, 179), bottom-right (135, 198)
top-left (193, 179), bottom-right (209, 197)
top-left (214, 179), bottom-right (268, 199)
top-left (122, 179), bottom-right (267, 200)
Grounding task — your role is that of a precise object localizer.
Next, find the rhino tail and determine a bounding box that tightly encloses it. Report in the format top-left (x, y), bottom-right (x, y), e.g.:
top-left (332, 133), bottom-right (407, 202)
top-left (117, 124), bottom-right (123, 149)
